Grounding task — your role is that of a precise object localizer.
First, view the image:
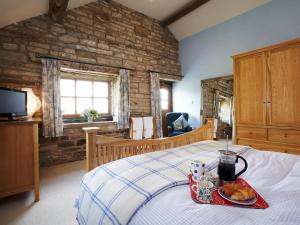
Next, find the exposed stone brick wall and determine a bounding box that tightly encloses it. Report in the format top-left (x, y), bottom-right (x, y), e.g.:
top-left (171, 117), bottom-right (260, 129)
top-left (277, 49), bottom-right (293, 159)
top-left (201, 77), bottom-right (233, 139)
top-left (39, 122), bottom-right (128, 167)
top-left (0, 0), bottom-right (181, 166)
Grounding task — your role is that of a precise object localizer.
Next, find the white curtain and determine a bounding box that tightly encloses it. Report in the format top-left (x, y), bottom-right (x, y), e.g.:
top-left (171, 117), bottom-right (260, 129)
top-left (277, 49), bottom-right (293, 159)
top-left (114, 69), bottom-right (130, 129)
top-left (150, 72), bottom-right (163, 138)
top-left (41, 58), bottom-right (63, 137)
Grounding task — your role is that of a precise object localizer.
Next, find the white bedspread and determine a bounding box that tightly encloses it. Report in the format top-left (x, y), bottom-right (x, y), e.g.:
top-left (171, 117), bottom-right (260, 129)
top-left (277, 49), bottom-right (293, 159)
top-left (131, 145), bottom-right (300, 225)
top-left (76, 141), bottom-right (300, 225)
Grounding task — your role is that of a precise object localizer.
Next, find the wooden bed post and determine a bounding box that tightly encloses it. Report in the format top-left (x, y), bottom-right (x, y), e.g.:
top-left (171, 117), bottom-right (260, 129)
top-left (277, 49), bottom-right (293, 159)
top-left (206, 118), bottom-right (214, 140)
top-left (82, 127), bottom-right (100, 171)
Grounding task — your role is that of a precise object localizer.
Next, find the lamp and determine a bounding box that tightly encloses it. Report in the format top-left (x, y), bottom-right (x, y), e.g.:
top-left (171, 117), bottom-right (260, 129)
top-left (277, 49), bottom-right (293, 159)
top-left (21, 88), bottom-right (42, 118)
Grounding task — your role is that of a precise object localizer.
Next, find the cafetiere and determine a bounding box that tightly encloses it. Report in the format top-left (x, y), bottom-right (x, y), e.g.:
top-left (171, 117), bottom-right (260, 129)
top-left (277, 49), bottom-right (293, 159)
top-left (217, 130), bottom-right (248, 183)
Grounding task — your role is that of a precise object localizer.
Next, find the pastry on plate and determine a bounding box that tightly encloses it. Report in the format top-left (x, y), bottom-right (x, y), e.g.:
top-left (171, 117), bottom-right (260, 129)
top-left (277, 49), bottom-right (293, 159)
top-left (221, 183), bottom-right (243, 196)
top-left (221, 183), bottom-right (256, 201)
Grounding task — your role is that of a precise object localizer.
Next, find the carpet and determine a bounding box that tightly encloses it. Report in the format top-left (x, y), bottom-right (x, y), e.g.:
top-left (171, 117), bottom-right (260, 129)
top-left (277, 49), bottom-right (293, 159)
top-left (0, 160), bottom-right (85, 225)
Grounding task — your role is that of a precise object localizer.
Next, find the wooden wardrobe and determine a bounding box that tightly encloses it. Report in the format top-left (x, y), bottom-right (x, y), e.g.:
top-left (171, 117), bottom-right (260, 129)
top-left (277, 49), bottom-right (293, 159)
top-left (233, 37), bottom-right (300, 155)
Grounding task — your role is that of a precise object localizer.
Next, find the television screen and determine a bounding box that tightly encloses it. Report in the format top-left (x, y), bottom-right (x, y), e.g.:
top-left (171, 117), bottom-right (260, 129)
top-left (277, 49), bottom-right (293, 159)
top-left (0, 87), bottom-right (27, 117)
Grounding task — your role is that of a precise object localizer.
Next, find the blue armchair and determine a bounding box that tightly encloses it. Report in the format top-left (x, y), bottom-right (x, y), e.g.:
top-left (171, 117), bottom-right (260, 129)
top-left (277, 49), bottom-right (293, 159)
top-left (166, 112), bottom-right (192, 137)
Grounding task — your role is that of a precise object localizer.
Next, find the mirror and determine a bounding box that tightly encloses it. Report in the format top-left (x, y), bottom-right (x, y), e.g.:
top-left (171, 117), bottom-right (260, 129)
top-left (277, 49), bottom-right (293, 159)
top-left (218, 95), bottom-right (232, 125)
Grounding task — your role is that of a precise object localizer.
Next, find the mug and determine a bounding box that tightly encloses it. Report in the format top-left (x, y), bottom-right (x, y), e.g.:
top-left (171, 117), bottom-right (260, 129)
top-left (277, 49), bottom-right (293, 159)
top-left (189, 160), bottom-right (205, 182)
top-left (206, 172), bottom-right (219, 188)
top-left (191, 180), bottom-right (214, 203)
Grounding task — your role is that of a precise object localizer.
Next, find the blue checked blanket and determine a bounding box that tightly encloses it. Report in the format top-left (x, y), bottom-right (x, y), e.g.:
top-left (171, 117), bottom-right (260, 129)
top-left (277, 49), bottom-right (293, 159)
top-left (75, 140), bottom-right (249, 225)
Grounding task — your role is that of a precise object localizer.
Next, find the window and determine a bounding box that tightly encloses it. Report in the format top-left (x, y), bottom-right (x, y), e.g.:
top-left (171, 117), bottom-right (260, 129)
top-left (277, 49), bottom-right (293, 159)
top-left (160, 88), bottom-right (169, 110)
top-left (160, 82), bottom-right (173, 112)
top-left (60, 79), bottom-right (110, 116)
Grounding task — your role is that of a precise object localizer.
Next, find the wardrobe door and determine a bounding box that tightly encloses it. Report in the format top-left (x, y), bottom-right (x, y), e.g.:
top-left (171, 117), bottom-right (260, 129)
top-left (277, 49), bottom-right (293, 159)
top-left (235, 53), bottom-right (267, 126)
top-left (268, 44), bottom-right (300, 127)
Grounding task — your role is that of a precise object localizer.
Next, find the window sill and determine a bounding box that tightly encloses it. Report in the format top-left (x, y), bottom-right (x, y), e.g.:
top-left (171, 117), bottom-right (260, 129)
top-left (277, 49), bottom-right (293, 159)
top-left (63, 121), bottom-right (117, 129)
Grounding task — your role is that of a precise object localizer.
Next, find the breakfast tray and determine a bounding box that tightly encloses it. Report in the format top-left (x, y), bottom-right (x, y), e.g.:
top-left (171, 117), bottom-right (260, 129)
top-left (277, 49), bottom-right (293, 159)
top-left (188, 174), bottom-right (269, 209)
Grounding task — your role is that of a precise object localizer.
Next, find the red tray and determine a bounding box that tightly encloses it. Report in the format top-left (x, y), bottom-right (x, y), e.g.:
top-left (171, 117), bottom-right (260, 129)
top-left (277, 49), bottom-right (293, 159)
top-left (188, 174), bottom-right (269, 209)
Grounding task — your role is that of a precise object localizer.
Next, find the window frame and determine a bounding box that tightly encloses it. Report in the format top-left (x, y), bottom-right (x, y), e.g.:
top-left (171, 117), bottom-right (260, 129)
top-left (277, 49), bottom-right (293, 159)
top-left (61, 78), bottom-right (112, 118)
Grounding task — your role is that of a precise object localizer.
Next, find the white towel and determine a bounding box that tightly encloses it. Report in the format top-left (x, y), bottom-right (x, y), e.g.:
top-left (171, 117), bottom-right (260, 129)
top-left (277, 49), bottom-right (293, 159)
top-left (143, 116), bottom-right (153, 139)
top-left (213, 118), bottom-right (218, 139)
top-left (130, 117), bottom-right (143, 140)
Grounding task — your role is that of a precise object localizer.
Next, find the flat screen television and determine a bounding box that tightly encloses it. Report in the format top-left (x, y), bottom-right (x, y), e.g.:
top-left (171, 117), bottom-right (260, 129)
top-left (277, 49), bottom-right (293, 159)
top-left (0, 87), bottom-right (27, 120)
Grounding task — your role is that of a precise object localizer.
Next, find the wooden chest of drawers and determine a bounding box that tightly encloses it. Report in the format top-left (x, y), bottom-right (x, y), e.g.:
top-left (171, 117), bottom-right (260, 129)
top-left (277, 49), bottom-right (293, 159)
top-left (0, 120), bottom-right (40, 202)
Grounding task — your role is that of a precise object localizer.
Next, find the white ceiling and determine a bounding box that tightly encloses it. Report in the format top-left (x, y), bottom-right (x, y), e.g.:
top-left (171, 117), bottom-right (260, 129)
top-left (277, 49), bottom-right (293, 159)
top-left (113, 0), bottom-right (193, 21)
top-left (169, 0), bottom-right (272, 40)
top-left (114, 0), bottom-right (272, 40)
top-left (0, 0), bottom-right (272, 41)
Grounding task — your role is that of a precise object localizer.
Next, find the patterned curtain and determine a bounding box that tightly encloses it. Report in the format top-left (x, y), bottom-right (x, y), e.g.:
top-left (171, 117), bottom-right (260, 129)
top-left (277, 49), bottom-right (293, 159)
top-left (150, 72), bottom-right (163, 138)
top-left (111, 77), bottom-right (120, 122)
top-left (41, 59), bottom-right (63, 137)
top-left (116, 69), bottom-right (130, 129)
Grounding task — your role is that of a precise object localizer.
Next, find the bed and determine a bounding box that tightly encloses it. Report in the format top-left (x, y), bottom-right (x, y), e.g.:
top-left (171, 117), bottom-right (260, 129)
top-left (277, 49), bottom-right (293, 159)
top-left (77, 121), bottom-right (300, 225)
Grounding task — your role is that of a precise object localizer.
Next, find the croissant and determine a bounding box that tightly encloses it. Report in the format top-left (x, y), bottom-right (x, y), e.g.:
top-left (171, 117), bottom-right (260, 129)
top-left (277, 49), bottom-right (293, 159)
top-left (221, 183), bottom-right (243, 196)
top-left (231, 188), bottom-right (255, 201)
top-left (221, 183), bottom-right (255, 201)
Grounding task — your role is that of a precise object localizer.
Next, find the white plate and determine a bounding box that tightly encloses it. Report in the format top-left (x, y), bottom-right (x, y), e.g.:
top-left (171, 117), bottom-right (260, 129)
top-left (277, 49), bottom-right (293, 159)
top-left (218, 189), bottom-right (257, 206)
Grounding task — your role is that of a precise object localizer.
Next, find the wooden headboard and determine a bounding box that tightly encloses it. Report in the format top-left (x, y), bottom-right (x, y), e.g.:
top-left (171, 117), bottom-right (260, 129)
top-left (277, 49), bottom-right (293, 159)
top-left (83, 118), bottom-right (214, 171)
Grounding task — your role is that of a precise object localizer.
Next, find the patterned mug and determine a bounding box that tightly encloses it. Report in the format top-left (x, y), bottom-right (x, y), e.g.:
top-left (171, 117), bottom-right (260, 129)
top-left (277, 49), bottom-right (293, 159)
top-left (191, 180), bottom-right (214, 204)
top-left (189, 160), bottom-right (205, 182)
top-left (206, 172), bottom-right (219, 188)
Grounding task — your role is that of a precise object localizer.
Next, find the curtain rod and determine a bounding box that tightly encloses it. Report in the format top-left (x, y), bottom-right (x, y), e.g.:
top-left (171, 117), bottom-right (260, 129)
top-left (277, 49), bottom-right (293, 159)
top-left (148, 70), bottom-right (183, 78)
top-left (36, 54), bottom-right (183, 78)
top-left (36, 54), bottom-right (134, 71)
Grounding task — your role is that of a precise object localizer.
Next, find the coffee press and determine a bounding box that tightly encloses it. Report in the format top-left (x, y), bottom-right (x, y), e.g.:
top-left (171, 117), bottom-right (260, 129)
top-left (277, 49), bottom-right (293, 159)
top-left (217, 129), bottom-right (248, 184)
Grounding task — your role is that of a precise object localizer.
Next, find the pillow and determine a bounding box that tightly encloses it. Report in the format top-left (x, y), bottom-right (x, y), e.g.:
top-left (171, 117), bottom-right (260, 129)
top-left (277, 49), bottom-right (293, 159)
top-left (182, 116), bottom-right (190, 129)
top-left (173, 115), bottom-right (187, 131)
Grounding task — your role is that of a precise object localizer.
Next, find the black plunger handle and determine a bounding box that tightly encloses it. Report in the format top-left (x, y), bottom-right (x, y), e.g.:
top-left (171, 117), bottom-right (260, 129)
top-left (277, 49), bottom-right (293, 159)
top-left (235, 155), bottom-right (248, 178)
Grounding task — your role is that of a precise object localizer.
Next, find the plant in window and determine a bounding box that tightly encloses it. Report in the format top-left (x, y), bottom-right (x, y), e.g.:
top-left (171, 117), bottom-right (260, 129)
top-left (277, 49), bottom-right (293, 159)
top-left (81, 108), bottom-right (98, 123)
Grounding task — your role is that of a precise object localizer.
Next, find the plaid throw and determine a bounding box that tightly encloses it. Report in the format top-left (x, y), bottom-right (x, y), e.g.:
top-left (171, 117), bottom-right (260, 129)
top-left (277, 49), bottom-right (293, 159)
top-left (75, 140), bottom-right (249, 225)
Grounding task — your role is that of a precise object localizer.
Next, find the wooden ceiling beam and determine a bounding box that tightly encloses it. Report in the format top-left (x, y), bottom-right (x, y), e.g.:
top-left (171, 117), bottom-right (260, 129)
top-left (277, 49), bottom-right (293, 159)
top-left (49, 0), bottom-right (69, 23)
top-left (161, 0), bottom-right (210, 27)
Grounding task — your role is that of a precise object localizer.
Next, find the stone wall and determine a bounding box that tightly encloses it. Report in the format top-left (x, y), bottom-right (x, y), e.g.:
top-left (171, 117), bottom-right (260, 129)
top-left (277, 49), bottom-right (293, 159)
top-left (39, 122), bottom-right (128, 167)
top-left (0, 0), bottom-right (181, 166)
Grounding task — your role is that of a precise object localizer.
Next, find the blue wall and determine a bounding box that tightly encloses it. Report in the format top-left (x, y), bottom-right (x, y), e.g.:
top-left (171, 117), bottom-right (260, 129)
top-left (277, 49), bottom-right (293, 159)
top-left (173, 0), bottom-right (300, 128)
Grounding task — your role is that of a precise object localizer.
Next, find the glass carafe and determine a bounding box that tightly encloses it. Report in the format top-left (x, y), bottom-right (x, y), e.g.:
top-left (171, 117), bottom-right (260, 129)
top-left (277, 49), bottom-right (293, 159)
top-left (217, 150), bottom-right (248, 182)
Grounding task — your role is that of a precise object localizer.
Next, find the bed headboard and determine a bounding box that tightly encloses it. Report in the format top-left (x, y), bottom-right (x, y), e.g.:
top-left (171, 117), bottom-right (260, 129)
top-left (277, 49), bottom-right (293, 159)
top-left (83, 118), bottom-right (215, 171)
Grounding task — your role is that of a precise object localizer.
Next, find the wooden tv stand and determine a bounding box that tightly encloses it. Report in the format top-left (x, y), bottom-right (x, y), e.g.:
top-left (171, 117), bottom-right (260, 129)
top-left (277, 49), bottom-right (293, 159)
top-left (0, 119), bottom-right (40, 202)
